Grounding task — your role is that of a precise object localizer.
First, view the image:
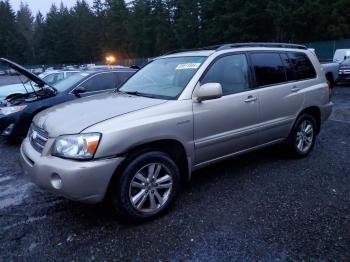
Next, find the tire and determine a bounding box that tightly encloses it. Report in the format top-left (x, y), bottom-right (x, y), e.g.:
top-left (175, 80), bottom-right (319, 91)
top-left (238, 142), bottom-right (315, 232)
top-left (325, 73), bottom-right (334, 88)
top-left (109, 151), bottom-right (181, 222)
top-left (287, 113), bottom-right (317, 158)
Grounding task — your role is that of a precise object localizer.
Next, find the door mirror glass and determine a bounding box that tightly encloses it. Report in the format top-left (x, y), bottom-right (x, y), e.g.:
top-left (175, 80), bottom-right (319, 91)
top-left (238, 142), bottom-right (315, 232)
top-left (73, 86), bottom-right (86, 96)
top-left (195, 83), bottom-right (223, 102)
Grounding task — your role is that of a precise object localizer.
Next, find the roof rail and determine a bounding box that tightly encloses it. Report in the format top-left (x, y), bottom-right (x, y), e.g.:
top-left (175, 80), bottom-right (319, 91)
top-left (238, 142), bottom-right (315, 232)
top-left (216, 42), bottom-right (308, 51)
top-left (163, 45), bottom-right (222, 56)
top-left (162, 42), bottom-right (307, 56)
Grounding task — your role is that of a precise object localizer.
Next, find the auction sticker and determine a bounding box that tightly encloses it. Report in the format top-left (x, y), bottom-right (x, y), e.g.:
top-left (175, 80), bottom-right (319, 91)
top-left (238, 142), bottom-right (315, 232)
top-left (176, 63), bottom-right (201, 70)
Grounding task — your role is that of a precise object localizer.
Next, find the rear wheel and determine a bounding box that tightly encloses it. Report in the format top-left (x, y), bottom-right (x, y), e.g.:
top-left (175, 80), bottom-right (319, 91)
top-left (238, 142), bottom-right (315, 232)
top-left (287, 114), bottom-right (317, 158)
top-left (109, 151), bottom-right (181, 222)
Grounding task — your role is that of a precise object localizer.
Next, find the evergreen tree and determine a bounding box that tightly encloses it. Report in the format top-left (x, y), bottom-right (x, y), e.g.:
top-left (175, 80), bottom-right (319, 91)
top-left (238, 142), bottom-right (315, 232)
top-left (1, 0), bottom-right (350, 64)
top-left (72, 0), bottom-right (99, 63)
top-left (0, 0), bottom-right (20, 60)
top-left (92, 0), bottom-right (108, 57)
top-left (16, 1), bottom-right (34, 63)
top-left (33, 12), bottom-right (45, 63)
top-left (105, 0), bottom-right (130, 57)
top-left (172, 0), bottom-right (201, 48)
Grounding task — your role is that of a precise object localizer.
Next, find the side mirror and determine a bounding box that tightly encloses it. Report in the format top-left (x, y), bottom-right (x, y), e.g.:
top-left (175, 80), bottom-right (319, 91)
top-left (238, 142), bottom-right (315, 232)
top-left (195, 83), bottom-right (223, 102)
top-left (73, 86), bottom-right (86, 96)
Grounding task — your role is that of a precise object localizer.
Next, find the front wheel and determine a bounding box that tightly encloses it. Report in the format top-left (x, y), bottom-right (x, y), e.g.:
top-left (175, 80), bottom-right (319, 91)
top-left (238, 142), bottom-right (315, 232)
top-left (287, 114), bottom-right (317, 158)
top-left (109, 151), bottom-right (181, 222)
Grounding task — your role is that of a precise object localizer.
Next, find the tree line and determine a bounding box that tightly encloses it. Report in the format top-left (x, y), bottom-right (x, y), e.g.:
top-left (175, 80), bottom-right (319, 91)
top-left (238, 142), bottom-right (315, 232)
top-left (0, 0), bottom-right (350, 65)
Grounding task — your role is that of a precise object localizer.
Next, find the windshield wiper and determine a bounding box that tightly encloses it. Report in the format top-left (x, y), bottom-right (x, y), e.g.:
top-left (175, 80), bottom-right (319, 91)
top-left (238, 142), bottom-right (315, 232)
top-left (119, 90), bottom-right (157, 98)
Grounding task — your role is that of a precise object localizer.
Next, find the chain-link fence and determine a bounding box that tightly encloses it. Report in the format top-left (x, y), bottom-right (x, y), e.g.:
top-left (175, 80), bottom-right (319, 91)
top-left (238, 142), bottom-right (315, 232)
top-left (0, 58), bottom-right (150, 72)
top-left (304, 39), bottom-right (350, 61)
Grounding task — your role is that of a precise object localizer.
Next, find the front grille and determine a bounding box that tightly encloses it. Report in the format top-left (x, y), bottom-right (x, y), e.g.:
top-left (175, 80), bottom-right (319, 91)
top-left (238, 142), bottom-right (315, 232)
top-left (28, 124), bottom-right (49, 153)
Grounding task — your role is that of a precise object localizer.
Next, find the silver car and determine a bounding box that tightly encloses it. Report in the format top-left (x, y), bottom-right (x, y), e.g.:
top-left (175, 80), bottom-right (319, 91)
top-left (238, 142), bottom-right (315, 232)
top-left (20, 43), bottom-right (333, 221)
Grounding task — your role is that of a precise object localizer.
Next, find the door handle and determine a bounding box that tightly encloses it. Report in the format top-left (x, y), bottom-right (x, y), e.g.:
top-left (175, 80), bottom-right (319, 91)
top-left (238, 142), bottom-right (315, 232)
top-left (291, 86), bottom-right (301, 93)
top-left (244, 96), bottom-right (257, 103)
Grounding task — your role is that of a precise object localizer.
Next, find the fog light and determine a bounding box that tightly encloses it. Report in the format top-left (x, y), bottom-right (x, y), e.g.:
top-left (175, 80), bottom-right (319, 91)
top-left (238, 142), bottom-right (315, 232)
top-left (51, 173), bottom-right (62, 189)
top-left (2, 123), bottom-right (14, 136)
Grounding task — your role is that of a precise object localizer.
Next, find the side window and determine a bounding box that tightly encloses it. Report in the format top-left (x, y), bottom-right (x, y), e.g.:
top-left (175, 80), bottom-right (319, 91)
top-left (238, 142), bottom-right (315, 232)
top-left (81, 73), bottom-right (118, 92)
top-left (287, 52), bottom-right (316, 80)
top-left (201, 54), bottom-right (250, 95)
top-left (43, 74), bottom-right (56, 84)
top-left (66, 72), bottom-right (78, 78)
top-left (117, 72), bottom-right (134, 87)
top-left (250, 53), bottom-right (286, 87)
top-left (55, 73), bottom-right (64, 82)
top-left (280, 53), bottom-right (297, 81)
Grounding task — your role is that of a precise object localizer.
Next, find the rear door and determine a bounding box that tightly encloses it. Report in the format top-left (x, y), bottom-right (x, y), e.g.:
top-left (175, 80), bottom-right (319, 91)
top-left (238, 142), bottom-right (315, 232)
top-left (193, 53), bottom-right (260, 164)
top-left (250, 52), bottom-right (314, 144)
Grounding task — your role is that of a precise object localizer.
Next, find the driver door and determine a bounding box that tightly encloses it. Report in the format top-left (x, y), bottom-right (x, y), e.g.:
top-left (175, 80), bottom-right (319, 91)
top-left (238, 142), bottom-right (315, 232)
top-left (193, 53), bottom-right (260, 165)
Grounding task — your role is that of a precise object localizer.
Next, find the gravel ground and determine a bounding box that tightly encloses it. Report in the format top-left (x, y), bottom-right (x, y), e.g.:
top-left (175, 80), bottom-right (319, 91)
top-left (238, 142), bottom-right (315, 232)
top-left (0, 86), bottom-right (349, 261)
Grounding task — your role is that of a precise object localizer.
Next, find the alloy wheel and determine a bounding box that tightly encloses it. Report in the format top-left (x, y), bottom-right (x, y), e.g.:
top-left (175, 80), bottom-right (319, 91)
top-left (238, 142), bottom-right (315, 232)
top-left (129, 163), bottom-right (173, 214)
top-left (296, 119), bottom-right (314, 153)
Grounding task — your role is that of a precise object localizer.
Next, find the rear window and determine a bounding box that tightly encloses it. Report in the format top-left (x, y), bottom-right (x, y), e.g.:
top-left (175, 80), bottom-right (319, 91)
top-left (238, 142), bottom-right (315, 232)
top-left (287, 52), bottom-right (316, 80)
top-left (250, 53), bottom-right (286, 87)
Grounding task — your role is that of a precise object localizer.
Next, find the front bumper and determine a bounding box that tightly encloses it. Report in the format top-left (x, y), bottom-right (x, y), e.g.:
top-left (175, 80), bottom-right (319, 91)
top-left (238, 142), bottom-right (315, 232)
top-left (337, 73), bottom-right (350, 83)
top-left (20, 137), bottom-right (124, 203)
top-left (0, 111), bottom-right (29, 137)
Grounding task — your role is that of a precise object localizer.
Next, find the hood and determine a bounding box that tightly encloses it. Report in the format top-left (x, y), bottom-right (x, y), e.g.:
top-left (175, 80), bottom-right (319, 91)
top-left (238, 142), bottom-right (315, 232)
top-left (0, 58), bottom-right (48, 88)
top-left (34, 92), bottom-right (167, 137)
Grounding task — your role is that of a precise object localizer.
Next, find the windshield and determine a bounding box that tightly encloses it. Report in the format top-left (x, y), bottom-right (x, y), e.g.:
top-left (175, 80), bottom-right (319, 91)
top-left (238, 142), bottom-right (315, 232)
top-left (119, 56), bottom-right (207, 99)
top-left (341, 58), bottom-right (350, 65)
top-left (53, 72), bottom-right (90, 92)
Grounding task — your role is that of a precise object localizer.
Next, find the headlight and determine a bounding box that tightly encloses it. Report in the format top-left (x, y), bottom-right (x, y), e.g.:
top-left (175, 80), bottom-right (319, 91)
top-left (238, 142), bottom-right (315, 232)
top-left (52, 133), bottom-right (101, 160)
top-left (0, 105), bottom-right (27, 115)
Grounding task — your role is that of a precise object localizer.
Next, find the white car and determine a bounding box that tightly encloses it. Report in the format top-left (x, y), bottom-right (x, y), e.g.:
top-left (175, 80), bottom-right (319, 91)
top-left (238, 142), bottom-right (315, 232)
top-left (333, 49), bottom-right (350, 63)
top-left (0, 70), bottom-right (80, 101)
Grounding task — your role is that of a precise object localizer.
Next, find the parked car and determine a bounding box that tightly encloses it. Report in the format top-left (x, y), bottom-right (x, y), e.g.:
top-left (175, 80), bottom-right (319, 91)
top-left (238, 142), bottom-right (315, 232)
top-left (308, 48), bottom-right (339, 89)
top-left (337, 57), bottom-right (350, 84)
top-left (0, 68), bottom-right (81, 101)
top-left (30, 68), bottom-right (44, 75)
top-left (20, 43), bottom-right (332, 221)
top-left (0, 58), bottom-right (136, 138)
top-left (333, 49), bottom-right (350, 63)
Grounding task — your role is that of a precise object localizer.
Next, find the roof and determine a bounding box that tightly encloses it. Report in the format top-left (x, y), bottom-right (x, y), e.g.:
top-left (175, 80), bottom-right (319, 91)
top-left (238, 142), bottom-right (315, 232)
top-left (160, 42), bottom-right (308, 58)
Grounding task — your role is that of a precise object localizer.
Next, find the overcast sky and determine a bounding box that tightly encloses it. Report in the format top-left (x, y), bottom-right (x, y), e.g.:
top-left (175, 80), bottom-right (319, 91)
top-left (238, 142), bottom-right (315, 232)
top-left (9, 0), bottom-right (96, 15)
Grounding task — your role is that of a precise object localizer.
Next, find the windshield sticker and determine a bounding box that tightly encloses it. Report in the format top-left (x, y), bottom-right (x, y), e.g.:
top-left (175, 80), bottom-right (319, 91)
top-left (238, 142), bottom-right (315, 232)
top-left (80, 73), bottom-right (89, 76)
top-left (176, 63), bottom-right (201, 70)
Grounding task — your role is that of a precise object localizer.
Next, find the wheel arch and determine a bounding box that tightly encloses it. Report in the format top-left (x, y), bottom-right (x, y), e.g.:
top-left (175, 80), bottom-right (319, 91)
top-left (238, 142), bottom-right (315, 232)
top-left (106, 139), bottom-right (191, 198)
top-left (296, 106), bottom-right (321, 134)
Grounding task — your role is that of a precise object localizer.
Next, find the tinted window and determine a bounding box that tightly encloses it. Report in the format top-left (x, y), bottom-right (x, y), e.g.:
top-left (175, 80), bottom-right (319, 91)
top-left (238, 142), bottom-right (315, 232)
top-left (250, 53), bottom-right (286, 86)
top-left (201, 54), bottom-right (250, 95)
top-left (288, 52), bottom-right (316, 80)
top-left (82, 73), bottom-right (118, 92)
top-left (280, 53), bottom-right (296, 81)
top-left (117, 71), bottom-right (134, 87)
top-left (53, 72), bottom-right (91, 92)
